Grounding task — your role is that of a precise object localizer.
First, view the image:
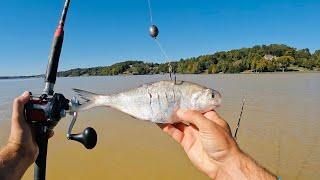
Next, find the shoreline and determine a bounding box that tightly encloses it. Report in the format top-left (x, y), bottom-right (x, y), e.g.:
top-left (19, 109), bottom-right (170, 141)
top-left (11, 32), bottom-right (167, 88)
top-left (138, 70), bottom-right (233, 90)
top-left (1, 71), bottom-right (319, 80)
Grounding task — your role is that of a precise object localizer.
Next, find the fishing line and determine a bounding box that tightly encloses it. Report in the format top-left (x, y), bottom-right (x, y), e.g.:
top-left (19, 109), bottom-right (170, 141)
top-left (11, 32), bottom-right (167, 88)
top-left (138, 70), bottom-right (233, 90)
top-left (146, 0), bottom-right (174, 80)
top-left (155, 38), bottom-right (170, 62)
top-left (147, 0), bottom-right (153, 24)
top-left (155, 38), bottom-right (174, 80)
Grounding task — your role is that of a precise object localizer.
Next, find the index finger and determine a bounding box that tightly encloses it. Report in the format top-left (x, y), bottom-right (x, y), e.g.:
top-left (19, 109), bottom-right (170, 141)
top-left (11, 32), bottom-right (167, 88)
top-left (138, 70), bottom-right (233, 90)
top-left (12, 91), bottom-right (30, 120)
top-left (176, 109), bottom-right (214, 131)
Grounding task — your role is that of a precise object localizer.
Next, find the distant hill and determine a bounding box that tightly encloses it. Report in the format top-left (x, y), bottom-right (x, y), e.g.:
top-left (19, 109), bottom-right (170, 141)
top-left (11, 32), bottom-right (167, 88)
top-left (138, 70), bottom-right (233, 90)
top-left (57, 44), bottom-right (320, 77)
top-left (2, 44), bottom-right (319, 79)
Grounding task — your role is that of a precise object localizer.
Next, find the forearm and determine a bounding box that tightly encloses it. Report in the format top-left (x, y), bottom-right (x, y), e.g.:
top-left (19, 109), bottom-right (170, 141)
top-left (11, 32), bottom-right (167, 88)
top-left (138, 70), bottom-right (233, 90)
top-left (0, 143), bottom-right (34, 180)
top-left (216, 150), bottom-right (276, 180)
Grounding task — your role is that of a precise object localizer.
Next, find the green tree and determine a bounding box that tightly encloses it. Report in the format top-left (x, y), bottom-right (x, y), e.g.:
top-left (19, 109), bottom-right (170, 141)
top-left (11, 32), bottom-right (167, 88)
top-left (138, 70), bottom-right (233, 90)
top-left (256, 59), bottom-right (268, 72)
top-left (217, 61), bottom-right (230, 73)
top-left (275, 56), bottom-right (294, 71)
top-left (208, 64), bottom-right (218, 74)
top-left (158, 63), bottom-right (168, 73)
top-left (57, 44), bottom-right (318, 76)
top-left (295, 48), bottom-right (311, 67)
top-left (301, 59), bottom-right (316, 69)
top-left (190, 62), bottom-right (200, 74)
top-left (312, 50), bottom-right (320, 68)
top-left (232, 60), bottom-right (244, 73)
top-left (177, 61), bottom-right (187, 73)
top-left (296, 48), bottom-right (311, 59)
top-left (266, 60), bottom-right (277, 72)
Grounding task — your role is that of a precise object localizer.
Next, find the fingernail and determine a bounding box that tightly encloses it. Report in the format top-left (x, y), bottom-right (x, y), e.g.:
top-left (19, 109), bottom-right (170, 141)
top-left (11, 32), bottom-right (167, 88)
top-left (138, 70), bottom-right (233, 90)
top-left (177, 109), bottom-right (187, 118)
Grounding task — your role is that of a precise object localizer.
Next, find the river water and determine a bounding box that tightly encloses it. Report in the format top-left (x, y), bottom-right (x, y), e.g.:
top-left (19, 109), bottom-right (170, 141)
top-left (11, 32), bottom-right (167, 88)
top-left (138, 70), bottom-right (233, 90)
top-left (0, 73), bottom-right (319, 179)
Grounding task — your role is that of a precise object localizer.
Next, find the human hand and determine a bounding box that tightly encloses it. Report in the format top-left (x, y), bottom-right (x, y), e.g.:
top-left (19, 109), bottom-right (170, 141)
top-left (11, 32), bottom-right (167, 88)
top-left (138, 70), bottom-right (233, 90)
top-left (7, 91), bottom-right (53, 164)
top-left (159, 110), bottom-right (276, 179)
top-left (0, 92), bottom-right (55, 180)
top-left (159, 110), bottom-right (238, 178)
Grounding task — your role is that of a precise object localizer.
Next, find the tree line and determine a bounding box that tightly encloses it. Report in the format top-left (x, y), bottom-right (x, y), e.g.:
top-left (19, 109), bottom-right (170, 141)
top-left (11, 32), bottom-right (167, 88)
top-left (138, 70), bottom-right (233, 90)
top-left (58, 44), bottom-right (320, 77)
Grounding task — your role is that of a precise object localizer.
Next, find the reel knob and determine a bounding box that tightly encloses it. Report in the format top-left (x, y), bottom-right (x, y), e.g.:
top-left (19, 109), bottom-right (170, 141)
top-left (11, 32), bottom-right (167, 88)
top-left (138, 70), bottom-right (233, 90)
top-left (68, 127), bottom-right (97, 149)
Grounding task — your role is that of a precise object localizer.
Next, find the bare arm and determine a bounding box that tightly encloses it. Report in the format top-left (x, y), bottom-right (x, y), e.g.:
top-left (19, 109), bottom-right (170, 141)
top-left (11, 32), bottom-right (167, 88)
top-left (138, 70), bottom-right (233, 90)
top-left (216, 149), bottom-right (276, 179)
top-left (159, 109), bottom-right (276, 179)
top-left (0, 92), bottom-right (53, 180)
top-left (0, 143), bottom-right (35, 180)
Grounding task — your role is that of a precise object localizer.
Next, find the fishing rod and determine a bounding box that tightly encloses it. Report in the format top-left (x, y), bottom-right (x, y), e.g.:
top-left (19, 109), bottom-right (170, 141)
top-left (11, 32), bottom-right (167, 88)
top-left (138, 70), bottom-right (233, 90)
top-left (234, 98), bottom-right (245, 140)
top-left (24, 1), bottom-right (97, 179)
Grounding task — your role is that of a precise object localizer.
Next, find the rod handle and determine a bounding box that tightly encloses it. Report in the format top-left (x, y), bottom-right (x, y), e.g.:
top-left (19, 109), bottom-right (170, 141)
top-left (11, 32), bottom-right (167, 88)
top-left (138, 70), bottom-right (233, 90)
top-left (34, 126), bottom-right (49, 180)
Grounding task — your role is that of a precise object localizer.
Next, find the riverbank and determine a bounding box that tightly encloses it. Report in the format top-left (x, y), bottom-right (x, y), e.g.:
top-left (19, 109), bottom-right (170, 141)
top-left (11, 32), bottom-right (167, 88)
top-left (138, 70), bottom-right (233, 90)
top-left (1, 70), bottom-right (319, 80)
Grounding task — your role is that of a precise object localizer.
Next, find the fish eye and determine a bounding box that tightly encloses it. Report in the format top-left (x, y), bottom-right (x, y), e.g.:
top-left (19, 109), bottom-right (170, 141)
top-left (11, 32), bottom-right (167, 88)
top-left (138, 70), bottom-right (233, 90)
top-left (205, 89), bottom-right (215, 99)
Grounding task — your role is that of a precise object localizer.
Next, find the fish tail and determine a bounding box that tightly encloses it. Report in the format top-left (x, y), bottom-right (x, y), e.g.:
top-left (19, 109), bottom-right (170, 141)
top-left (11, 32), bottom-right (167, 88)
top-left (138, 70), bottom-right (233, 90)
top-left (73, 88), bottom-right (108, 111)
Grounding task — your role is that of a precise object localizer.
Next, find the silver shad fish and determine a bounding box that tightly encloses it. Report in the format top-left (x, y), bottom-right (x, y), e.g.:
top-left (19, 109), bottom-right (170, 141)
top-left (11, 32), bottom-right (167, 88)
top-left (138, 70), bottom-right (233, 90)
top-left (73, 80), bottom-right (222, 124)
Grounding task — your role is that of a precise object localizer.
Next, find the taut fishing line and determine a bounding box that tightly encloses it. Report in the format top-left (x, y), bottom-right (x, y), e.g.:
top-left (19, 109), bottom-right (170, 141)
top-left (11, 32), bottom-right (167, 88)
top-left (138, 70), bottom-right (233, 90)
top-left (147, 0), bottom-right (153, 24)
top-left (146, 0), bottom-right (174, 80)
top-left (154, 39), bottom-right (171, 64)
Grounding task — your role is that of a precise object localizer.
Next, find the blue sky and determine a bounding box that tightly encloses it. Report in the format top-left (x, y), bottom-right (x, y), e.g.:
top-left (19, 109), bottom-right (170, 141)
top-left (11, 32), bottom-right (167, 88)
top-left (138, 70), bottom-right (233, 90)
top-left (0, 0), bottom-right (319, 76)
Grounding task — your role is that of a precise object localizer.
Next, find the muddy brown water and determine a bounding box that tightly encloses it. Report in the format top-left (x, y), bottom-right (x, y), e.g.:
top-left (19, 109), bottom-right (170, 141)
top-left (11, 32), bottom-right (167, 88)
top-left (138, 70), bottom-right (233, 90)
top-left (0, 73), bottom-right (319, 180)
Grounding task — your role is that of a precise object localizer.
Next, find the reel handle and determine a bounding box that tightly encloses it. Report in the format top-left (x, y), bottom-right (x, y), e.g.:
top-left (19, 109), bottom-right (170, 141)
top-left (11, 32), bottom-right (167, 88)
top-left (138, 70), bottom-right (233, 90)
top-left (67, 97), bottom-right (98, 149)
top-left (68, 127), bottom-right (97, 149)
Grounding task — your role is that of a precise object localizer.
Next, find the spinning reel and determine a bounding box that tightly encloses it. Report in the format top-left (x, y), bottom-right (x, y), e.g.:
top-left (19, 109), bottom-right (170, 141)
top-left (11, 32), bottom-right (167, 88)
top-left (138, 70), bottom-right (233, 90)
top-left (25, 94), bottom-right (97, 150)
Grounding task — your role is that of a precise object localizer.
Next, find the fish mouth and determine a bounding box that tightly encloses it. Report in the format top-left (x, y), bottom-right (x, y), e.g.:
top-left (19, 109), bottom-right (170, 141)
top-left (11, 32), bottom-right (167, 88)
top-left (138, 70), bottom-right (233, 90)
top-left (201, 99), bottom-right (222, 114)
top-left (213, 103), bottom-right (221, 108)
top-left (200, 105), bottom-right (219, 114)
